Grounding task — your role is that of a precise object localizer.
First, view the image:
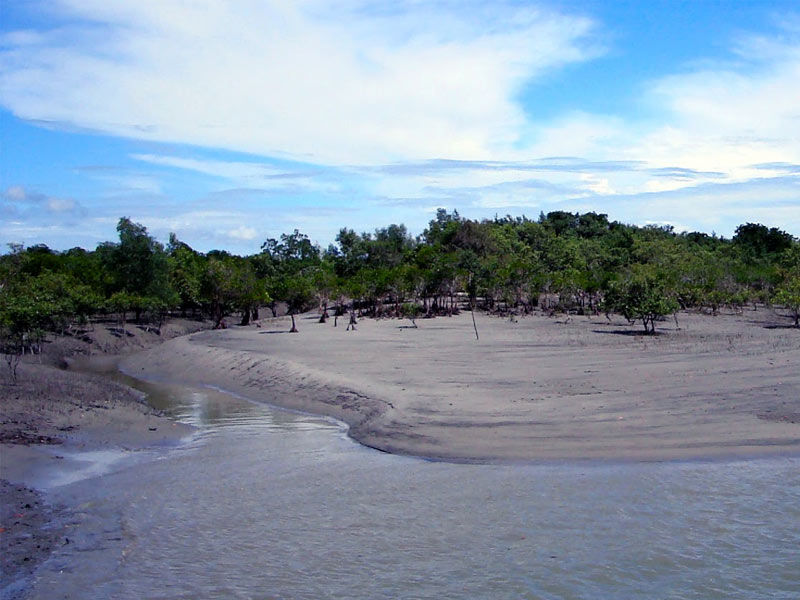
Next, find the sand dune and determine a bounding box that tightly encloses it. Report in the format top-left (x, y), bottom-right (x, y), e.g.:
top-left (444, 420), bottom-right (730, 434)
top-left (121, 309), bottom-right (800, 462)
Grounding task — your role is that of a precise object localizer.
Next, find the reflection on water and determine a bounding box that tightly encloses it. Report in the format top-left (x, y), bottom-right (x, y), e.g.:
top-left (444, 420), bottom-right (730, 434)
top-left (29, 376), bottom-right (800, 600)
top-left (115, 372), bottom-right (342, 435)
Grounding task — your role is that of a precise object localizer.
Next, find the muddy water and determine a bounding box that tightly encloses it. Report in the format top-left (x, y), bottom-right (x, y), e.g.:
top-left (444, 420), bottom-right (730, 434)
top-left (27, 378), bottom-right (800, 599)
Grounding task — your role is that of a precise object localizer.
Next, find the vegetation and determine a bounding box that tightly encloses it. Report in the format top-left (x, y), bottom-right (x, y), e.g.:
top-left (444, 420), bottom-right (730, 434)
top-left (1, 212), bottom-right (798, 376)
top-left (603, 270), bottom-right (679, 333)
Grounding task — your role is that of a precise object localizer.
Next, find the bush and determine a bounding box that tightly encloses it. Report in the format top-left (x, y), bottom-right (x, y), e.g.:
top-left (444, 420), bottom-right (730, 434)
top-left (774, 275), bottom-right (800, 327)
top-left (401, 302), bottom-right (423, 327)
top-left (604, 274), bottom-right (679, 334)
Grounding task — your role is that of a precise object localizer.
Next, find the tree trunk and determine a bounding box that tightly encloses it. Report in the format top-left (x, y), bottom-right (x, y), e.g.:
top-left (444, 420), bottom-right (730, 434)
top-left (289, 313), bottom-right (298, 333)
top-left (471, 300), bottom-right (479, 340)
top-left (213, 302), bottom-right (225, 329)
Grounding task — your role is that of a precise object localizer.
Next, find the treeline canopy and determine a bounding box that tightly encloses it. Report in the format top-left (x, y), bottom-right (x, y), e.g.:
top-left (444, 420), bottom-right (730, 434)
top-left (2, 211), bottom-right (799, 352)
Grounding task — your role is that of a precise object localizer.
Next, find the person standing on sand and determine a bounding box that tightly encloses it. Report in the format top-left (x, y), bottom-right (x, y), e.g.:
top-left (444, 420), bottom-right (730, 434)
top-left (346, 308), bottom-right (357, 331)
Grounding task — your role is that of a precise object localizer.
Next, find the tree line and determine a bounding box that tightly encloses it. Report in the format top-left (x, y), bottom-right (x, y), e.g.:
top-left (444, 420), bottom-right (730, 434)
top-left (2, 210), bottom-right (799, 371)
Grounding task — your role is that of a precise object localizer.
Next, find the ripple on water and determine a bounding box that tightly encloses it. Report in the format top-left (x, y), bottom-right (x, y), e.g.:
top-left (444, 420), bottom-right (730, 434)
top-left (27, 379), bottom-right (800, 600)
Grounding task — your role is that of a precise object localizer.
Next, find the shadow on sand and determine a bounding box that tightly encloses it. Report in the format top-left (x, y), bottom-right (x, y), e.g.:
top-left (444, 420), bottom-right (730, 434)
top-left (591, 329), bottom-right (665, 337)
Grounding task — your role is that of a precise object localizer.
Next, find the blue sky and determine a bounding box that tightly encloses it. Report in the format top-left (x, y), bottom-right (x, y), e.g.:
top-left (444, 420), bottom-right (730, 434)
top-left (2, 0), bottom-right (799, 254)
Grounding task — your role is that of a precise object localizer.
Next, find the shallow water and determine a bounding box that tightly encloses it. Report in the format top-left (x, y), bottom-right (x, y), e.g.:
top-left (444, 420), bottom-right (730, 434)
top-left (28, 378), bottom-right (800, 599)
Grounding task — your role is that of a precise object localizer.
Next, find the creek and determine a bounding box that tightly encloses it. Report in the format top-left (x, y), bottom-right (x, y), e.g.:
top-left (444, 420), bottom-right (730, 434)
top-left (25, 375), bottom-right (800, 599)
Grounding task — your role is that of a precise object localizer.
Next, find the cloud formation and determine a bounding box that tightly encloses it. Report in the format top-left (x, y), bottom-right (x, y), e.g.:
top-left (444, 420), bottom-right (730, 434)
top-left (1, 3), bottom-right (798, 250)
top-left (2, 185), bottom-right (85, 216)
top-left (0, 0), bottom-right (598, 164)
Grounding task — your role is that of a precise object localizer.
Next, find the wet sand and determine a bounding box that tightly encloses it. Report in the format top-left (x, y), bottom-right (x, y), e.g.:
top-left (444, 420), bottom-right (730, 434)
top-left (2, 309), bottom-right (798, 597)
top-left (122, 309), bottom-right (800, 463)
top-left (1, 321), bottom-right (204, 598)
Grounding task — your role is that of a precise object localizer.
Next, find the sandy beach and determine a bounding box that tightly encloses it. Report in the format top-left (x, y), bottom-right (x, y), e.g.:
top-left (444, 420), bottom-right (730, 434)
top-left (122, 308), bottom-right (800, 463)
top-left (2, 308), bottom-right (799, 598)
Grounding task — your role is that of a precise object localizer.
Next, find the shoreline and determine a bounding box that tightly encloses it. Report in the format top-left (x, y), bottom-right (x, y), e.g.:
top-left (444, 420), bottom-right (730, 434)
top-left (2, 308), bottom-right (798, 596)
top-left (0, 362), bottom-right (193, 600)
top-left (121, 360), bottom-right (800, 469)
top-left (121, 309), bottom-right (800, 464)
top-left (1, 319), bottom-right (206, 599)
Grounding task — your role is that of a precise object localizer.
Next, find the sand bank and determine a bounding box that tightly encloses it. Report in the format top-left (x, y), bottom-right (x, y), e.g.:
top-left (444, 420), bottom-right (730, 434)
top-left (1, 319), bottom-right (207, 597)
top-left (122, 309), bottom-right (800, 463)
top-left (2, 316), bottom-right (209, 467)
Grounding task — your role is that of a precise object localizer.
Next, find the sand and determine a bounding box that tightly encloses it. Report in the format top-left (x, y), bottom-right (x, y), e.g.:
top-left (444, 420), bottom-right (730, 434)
top-left (1, 316), bottom-right (208, 461)
top-left (122, 308), bottom-right (800, 463)
top-left (2, 308), bottom-right (798, 596)
top-left (1, 319), bottom-right (206, 598)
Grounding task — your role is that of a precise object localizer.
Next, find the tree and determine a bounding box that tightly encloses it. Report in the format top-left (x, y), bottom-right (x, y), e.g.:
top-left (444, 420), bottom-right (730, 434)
top-left (774, 275), bottom-right (800, 327)
top-left (232, 259), bottom-right (270, 326)
top-left (201, 257), bottom-right (237, 328)
top-left (371, 224), bottom-right (415, 268)
top-left (401, 302), bottom-right (423, 327)
top-left (168, 234), bottom-right (204, 316)
top-left (329, 228), bottom-right (368, 277)
top-left (733, 223), bottom-right (794, 259)
top-left (261, 230), bottom-right (321, 273)
top-left (603, 272), bottom-right (679, 334)
top-left (0, 270), bottom-right (102, 378)
top-left (284, 273), bottom-right (315, 333)
top-left (310, 260), bottom-right (337, 322)
top-left (99, 218), bottom-right (173, 319)
top-left (770, 243), bottom-right (800, 325)
top-left (540, 211), bottom-right (580, 236)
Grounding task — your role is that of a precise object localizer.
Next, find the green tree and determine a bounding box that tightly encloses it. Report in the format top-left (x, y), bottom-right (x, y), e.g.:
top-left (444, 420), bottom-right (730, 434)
top-left (774, 276), bottom-right (800, 327)
top-left (733, 223), bottom-right (794, 259)
top-left (0, 270), bottom-right (102, 378)
top-left (284, 273), bottom-right (315, 333)
top-left (261, 230), bottom-right (321, 274)
top-left (774, 248), bottom-right (800, 328)
top-left (168, 234), bottom-right (204, 316)
top-left (401, 302), bottom-right (423, 327)
top-left (99, 218), bottom-right (173, 320)
top-left (201, 257), bottom-right (238, 329)
top-left (604, 271), bottom-right (679, 334)
top-left (233, 258), bottom-right (270, 326)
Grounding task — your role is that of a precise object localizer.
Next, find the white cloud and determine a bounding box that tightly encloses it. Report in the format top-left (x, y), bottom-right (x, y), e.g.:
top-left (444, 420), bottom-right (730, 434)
top-left (4, 185), bottom-right (27, 201)
top-left (579, 173), bottom-right (615, 195)
top-left (88, 172), bottom-right (163, 195)
top-left (1, 186), bottom-right (89, 246)
top-left (595, 177), bottom-right (800, 236)
top-left (0, 0), bottom-right (599, 165)
top-left (2, 3), bottom-right (799, 246)
top-left (492, 26), bottom-right (800, 203)
top-left (226, 225), bottom-right (258, 241)
top-left (1, 185), bottom-right (85, 216)
top-left (630, 30), bottom-right (800, 178)
top-left (45, 196), bottom-right (79, 213)
top-left (131, 154), bottom-right (284, 181)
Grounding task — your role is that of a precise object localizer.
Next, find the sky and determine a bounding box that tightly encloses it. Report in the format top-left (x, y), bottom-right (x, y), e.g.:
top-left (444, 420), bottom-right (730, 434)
top-left (1, 0), bottom-right (799, 255)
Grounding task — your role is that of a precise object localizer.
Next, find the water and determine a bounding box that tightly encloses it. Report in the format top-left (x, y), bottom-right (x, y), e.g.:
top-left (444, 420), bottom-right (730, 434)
top-left (26, 379), bottom-right (800, 599)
